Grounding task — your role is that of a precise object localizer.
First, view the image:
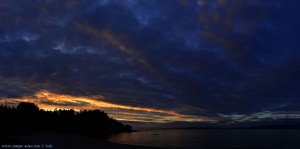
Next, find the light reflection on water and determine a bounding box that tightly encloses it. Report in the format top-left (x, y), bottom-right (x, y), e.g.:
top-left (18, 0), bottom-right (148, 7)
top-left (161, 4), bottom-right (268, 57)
top-left (106, 129), bottom-right (300, 149)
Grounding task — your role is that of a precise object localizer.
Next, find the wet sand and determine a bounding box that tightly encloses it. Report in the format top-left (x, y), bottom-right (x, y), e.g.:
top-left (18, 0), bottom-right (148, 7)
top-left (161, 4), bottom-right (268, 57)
top-left (4, 132), bottom-right (168, 149)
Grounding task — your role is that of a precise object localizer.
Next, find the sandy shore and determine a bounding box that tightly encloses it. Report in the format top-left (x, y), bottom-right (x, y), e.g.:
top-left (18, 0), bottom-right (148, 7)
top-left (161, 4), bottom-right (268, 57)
top-left (2, 132), bottom-right (168, 149)
top-left (1, 132), bottom-right (275, 149)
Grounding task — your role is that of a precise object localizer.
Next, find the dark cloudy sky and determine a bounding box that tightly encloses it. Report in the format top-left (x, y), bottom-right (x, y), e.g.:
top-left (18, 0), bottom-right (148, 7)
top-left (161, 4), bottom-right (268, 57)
top-left (0, 0), bottom-right (300, 125)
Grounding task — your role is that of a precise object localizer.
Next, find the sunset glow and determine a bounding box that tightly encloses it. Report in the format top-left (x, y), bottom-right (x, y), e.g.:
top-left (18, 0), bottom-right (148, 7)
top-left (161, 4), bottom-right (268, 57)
top-left (1, 0), bottom-right (299, 128)
top-left (35, 90), bottom-right (181, 116)
top-left (0, 90), bottom-right (214, 123)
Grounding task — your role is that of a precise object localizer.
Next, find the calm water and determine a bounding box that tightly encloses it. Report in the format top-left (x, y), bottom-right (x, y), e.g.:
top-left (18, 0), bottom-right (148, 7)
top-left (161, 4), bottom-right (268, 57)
top-left (106, 129), bottom-right (300, 149)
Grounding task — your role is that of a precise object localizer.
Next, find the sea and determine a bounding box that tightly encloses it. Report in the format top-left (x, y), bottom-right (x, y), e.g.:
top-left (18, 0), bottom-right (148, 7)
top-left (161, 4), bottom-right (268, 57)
top-left (106, 129), bottom-right (300, 149)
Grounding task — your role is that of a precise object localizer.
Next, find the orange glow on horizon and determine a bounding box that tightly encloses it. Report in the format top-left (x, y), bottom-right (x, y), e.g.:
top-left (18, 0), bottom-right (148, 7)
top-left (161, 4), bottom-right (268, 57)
top-left (0, 90), bottom-right (216, 123)
top-left (35, 90), bottom-right (182, 116)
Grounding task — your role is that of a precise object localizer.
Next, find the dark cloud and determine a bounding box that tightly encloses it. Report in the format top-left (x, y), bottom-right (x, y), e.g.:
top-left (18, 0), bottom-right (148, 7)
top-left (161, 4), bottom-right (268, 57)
top-left (0, 0), bottom-right (300, 124)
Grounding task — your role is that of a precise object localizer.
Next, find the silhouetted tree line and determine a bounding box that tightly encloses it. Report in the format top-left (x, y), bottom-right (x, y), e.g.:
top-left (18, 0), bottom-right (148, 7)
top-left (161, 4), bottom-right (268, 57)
top-left (0, 102), bottom-right (132, 138)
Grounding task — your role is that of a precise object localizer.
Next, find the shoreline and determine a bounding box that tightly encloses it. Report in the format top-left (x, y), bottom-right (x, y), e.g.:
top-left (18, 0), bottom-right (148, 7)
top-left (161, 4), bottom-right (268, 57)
top-left (2, 132), bottom-right (168, 149)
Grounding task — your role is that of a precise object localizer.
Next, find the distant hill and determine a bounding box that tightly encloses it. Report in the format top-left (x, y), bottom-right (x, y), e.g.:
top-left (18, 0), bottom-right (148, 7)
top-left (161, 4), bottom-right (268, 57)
top-left (0, 102), bottom-right (132, 138)
top-left (155, 124), bottom-right (300, 130)
top-left (246, 124), bottom-right (300, 129)
top-left (140, 121), bottom-right (300, 130)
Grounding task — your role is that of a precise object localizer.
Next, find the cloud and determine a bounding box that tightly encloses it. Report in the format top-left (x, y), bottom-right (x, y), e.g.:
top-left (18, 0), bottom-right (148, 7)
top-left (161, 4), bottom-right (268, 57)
top-left (77, 23), bottom-right (140, 55)
top-left (0, 0), bottom-right (300, 124)
top-left (197, 0), bottom-right (294, 70)
top-left (220, 111), bottom-right (300, 123)
top-left (0, 90), bottom-right (216, 123)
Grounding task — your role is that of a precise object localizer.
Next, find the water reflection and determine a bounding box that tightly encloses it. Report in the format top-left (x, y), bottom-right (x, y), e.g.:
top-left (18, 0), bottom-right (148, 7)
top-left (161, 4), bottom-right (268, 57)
top-left (106, 129), bottom-right (300, 149)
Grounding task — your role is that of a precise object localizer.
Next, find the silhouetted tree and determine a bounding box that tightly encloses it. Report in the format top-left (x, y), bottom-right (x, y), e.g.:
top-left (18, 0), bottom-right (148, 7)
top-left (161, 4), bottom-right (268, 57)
top-left (17, 102), bottom-right (39, 113)
top-left (0, 102), bottom-right (132, 138)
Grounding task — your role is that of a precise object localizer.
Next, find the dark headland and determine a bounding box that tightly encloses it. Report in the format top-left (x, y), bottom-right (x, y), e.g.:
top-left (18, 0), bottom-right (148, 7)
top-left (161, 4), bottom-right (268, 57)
top-left (0, 102), bottom-right (165, 149)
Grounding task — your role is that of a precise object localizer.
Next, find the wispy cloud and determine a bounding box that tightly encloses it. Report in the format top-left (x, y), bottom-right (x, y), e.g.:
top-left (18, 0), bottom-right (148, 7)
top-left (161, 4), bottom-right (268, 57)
top-left (0, 90), bottom-right (216, 123)
top-left (220, 111), bottom-right (300, 123)
top-left (77, 22), bottom-right (140, 55)
top-left (0, 0), bottom-right (299, 125)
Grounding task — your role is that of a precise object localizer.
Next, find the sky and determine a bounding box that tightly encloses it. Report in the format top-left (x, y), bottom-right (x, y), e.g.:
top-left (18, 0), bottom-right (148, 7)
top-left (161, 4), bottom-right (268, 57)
top-left (0, 0), bottom-right (300, 126)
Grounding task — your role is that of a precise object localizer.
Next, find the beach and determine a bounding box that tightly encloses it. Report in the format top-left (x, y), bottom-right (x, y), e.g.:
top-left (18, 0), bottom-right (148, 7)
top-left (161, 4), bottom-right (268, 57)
top-left (2, 133), bottom-right (166, 149)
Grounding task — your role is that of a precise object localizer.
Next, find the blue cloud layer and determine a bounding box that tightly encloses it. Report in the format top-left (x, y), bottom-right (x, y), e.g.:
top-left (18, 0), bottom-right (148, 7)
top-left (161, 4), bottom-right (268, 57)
top-left (0, 0), bottom-right (300, 123)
